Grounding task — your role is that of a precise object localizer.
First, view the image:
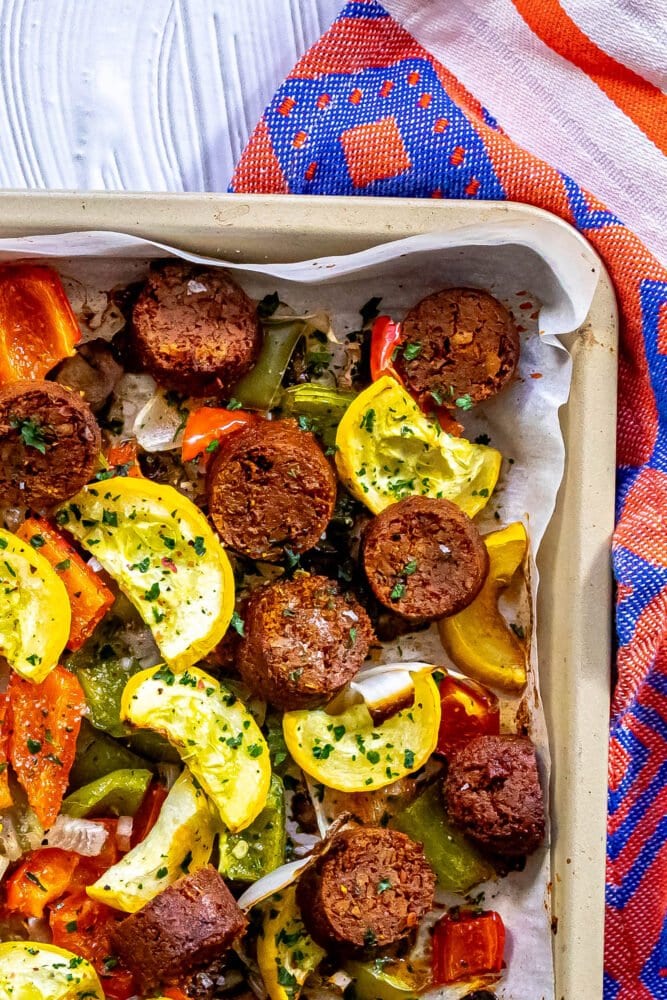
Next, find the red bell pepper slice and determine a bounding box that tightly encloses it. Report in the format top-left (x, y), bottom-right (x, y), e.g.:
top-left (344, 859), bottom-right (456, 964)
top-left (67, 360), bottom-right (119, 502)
top-left (370, 316), bottom-right (403, 382)
top-left (0, 692), bottom-right (11, 809)
top-left (0, 264), bottom-right (80, 384)
top-left (106, 440), bottom-right (143, 478)
top-left (50, 892), bottom-right (137, 1000)
top-left (15, 518), bottom-right (115, 652)
top-left (7, 666), bottom-right (86, 828)
top-left (436, 674), bottom-right (500, 759)
top-left (181, 407), bottom-right (255, 463)
top-left (4, 848), bottom-right (80, 918)
top-left (432, 909), bottom-right (506, 985)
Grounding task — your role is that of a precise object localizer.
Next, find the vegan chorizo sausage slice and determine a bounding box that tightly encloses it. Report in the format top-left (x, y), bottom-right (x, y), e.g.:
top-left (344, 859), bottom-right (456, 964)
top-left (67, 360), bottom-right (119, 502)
top-left (296, 826), bottom-right (435, 953)
top-left (0, 379), bottom-right (100, 506)
top-left (237, 573), bottom-right (374, 710)
top-left (207, 419), bottom-right (336, 562)
top-left (110, 867), bottom-right (247, 992)
top-left (395, 288), bottom-right (519, 405)
top-left (131, 264), bottom-right (262, 395)
top-left (361, 495), bottom-right (488, 622)
top-left (443, 734), bottom-right (546, 857)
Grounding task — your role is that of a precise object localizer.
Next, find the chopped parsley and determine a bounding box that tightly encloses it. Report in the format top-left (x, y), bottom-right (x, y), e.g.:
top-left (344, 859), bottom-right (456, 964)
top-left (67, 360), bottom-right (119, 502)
top-left (390, 582), bottom-right (406, 601)
top-left (402, 342), bottom-right (422, 361)
top-left (312, 743), bottom-right (334, 760)
top-left (55, 558), bottom-right (71, 572)
top-left (377, 878), bottom-right (392, 893)
top-left (102, 509), bottom-right (118, 527)
top-left (11, 416), bottom-right (48, 454)
top-left (192, 536), bottom-right (206, 556)
top-left (403, 748), bottom-right (415, 768)
top-left (154, 665), bottom-right (176, 686)
top-left (27, 737), bottom-right (42, 754)
top-left (455, 394), bottom-right (474, 411)
top-left (29, 534), bottom-right (45, 549)
top-left (230, 611), bottom-right (245, 636)
top-left (247, 743), bottom-right (264, 758)
top-left (156, 866), bottom-right (168, 879)
top-left (360, 409), bottom-right (375, 433)
top-left (403, 559), bottom-right (418, 576)
top-left (143, 582), bottom-right (160, 601)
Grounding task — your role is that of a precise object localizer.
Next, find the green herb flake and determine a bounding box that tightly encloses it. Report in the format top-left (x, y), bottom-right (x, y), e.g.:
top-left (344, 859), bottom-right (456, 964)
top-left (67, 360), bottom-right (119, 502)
top-left (455, 394), bottom-right (474, 411)
top-left (403, 342), bottom-right (422, 361)
top-left (11, 417), bottom-right (48, 454)
top-left (192, 536), bottom-right (206, 557)
top-left (403, 748), bottom-right (415, 768)
top-left (360, 408), bottom-right (375, 433)
top-left (143, 582), bottom-right (160, 601)
top-left (390, 582), bottom-right (406, 601)
top-left (55, 558), bottom-right (71, 572)
top-left (230, 611), bottom-right (245, 637)
top-left (377, 878), bottom-right (392, 893)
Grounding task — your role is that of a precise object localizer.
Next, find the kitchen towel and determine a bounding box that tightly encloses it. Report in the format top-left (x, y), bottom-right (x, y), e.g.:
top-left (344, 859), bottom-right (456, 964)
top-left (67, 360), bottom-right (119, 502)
top-left (229, 1), bottom-right (667, 996)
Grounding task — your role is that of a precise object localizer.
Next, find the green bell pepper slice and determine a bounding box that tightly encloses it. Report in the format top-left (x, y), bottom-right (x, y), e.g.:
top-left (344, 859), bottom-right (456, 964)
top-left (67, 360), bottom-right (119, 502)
top-left (68, 720), bottom-right (151, 790)
top-left (218, 774), bottom-right (285, 881)
top-left (392, 783), bottom-right (495, 893)
top-left (62, 768), bottom-right (152, 818)
top-left (345, 959), bottom-right (430, 1000)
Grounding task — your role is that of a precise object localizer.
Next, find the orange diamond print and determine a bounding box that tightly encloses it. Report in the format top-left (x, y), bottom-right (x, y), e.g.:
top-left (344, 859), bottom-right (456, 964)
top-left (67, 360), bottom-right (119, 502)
top-left (340, 117), bottom-right (412, 188)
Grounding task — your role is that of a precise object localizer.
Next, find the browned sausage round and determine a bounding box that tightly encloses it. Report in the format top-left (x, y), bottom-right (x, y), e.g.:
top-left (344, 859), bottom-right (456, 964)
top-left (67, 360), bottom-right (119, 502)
top-left (131, 264), bottom-right (262, 395)
top-left (443, 734), bottom-right (545, 857)
top-left (297, 827), bottom-right (435, 953)
top-left (110, 867), bottom-right (247, 992)
top-left (361, 495), bottom-right (488, 621)
top-left (237, 574), bottom-right (374, 710)
top-left (207, 419), bottom-right (336, 562)
top-left (0, 379), bottom-right (100, 507)
top-left (395, 288), bottom-right (519, 405)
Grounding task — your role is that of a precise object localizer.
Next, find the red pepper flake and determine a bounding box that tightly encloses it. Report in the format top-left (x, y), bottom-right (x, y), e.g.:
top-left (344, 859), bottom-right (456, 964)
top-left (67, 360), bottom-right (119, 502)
top-left (161, 557), bottom-right (178, 572)
top-left (519, 301), bottom-right (534, 310)
top-left (530, 372), bottom-right (543, 379)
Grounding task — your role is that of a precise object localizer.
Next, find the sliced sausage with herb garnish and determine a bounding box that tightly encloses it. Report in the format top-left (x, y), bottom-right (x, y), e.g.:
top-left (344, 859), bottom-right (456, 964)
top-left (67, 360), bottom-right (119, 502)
top-left (237, 573), bottom-right (374, 710)
top-left (296, 826), bottom-right (435, 954)
top-left (395, 288), bottom-right (519, 406)
top-left (361, 495), bottom-right (489, 621)
top-left (131, 264), bottom-right (262, 395)
top-left (110, 867), bottom-right (247, 992)
top-left (207, 418), bottom-right (337, 562)
top-left (0, 379), bottom-right (100, 506)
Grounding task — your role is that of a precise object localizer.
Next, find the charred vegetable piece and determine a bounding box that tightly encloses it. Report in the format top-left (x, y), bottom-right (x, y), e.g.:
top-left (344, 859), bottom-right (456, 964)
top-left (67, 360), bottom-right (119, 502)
top-left (257, 884), bottom-right (325, 1000)
top-left (436, 674), bottom-right (500, 759)
top-left (68, 720), bottom-right (150, 790)
top-left (57, 477), bottom-right (235, 671)
top-left (0, 942), bottom-right (104, 1000)
top-left (439, 522), bottom-right (528, 693)
top-left (0, 265), bottom-right (80, 384)
top-left (335, 377), bottom-right (501, 517)
top-left (87, 769), bottom-right (215, 913)
top-left (218, 774), bottom-right (285, 882)
top-left (392, 784), bottom-right (495, 893)
top-left (432, 910), bottom-right (506, 985)
top-left (279, 384), bottom-right (355, 449)
top-left (61, 768), bottom-right (152, 818)
top-left (283, 671), bottom-right (440, 793)
top-left (15, 517), bottom-right (114, 654)
top-left (8, 666), bottom-right (86, 828)
top-left (0, 527), bottom-right (71, 683)
top-left (121, 664), bottom-right (270, 832)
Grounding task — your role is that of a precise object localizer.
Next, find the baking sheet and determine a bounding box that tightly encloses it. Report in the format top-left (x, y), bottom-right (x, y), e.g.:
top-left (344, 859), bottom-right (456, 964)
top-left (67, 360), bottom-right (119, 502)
top-left (0, 224), bottom-right (601, 1000)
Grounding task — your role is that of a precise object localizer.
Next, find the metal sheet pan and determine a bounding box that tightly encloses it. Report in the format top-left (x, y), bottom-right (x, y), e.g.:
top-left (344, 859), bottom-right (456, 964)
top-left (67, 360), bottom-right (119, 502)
top-left (0, 192), bottom-right (616, 999)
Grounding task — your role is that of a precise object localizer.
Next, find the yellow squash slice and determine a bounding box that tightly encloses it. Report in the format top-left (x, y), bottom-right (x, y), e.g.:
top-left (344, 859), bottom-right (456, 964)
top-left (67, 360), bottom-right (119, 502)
top-left (0, 942), bottom-right (104, 1000)
top-left (335, 376), bottom-right (501, 517)
top-left (56, 477), bottom-right (234, 670)
top-left (121, 664), bottom-right (270, 832)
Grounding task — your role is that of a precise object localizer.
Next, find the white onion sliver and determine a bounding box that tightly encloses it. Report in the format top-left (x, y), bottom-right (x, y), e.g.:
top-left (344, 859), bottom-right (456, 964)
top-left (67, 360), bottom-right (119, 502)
top-left (237, 857), bottom-right (311, 912)
top-left (133, 391), bottom-right (188, 452)
top-left (0, 856), bottom-right (9, 884)
top-left (349, 670), bottom-right (414, 711)
top-left (116, 816), bottom-right (134, 852)
top-left (156, 762), bottom-right (181, 790)
top-left (43, 815), bottom-right (109, 856)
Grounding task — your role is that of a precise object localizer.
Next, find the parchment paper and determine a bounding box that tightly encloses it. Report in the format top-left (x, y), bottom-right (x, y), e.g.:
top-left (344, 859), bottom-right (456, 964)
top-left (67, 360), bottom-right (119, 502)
top-left (0, 222), bottom-right (600, 1000)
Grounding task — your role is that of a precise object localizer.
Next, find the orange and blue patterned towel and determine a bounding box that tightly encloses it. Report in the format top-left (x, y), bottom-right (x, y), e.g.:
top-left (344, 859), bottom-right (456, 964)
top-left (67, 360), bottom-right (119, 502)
top-left (230, 2), bottom-right (667, 995)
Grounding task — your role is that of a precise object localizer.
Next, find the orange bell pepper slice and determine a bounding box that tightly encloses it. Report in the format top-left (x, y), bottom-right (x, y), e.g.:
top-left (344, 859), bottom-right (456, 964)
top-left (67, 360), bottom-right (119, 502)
top-left (50, 892), bottom-right (137, 1000)
top-left (7, 665), bottom-right (86, 828)
top-left (106, 440), bottom-right (143, 478)
top-left (432, 910), bottom-right (506, 985)
top-left (4, 847), bottom-right (80, 918)
top-left (181, 406), bottom-right (255, 463)
top-left (0, 692), bottom-right (11, 809)
top-left (0, 264), bottom-right (80, 384)
top-left (15, 518), bottom-right (115, 652)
